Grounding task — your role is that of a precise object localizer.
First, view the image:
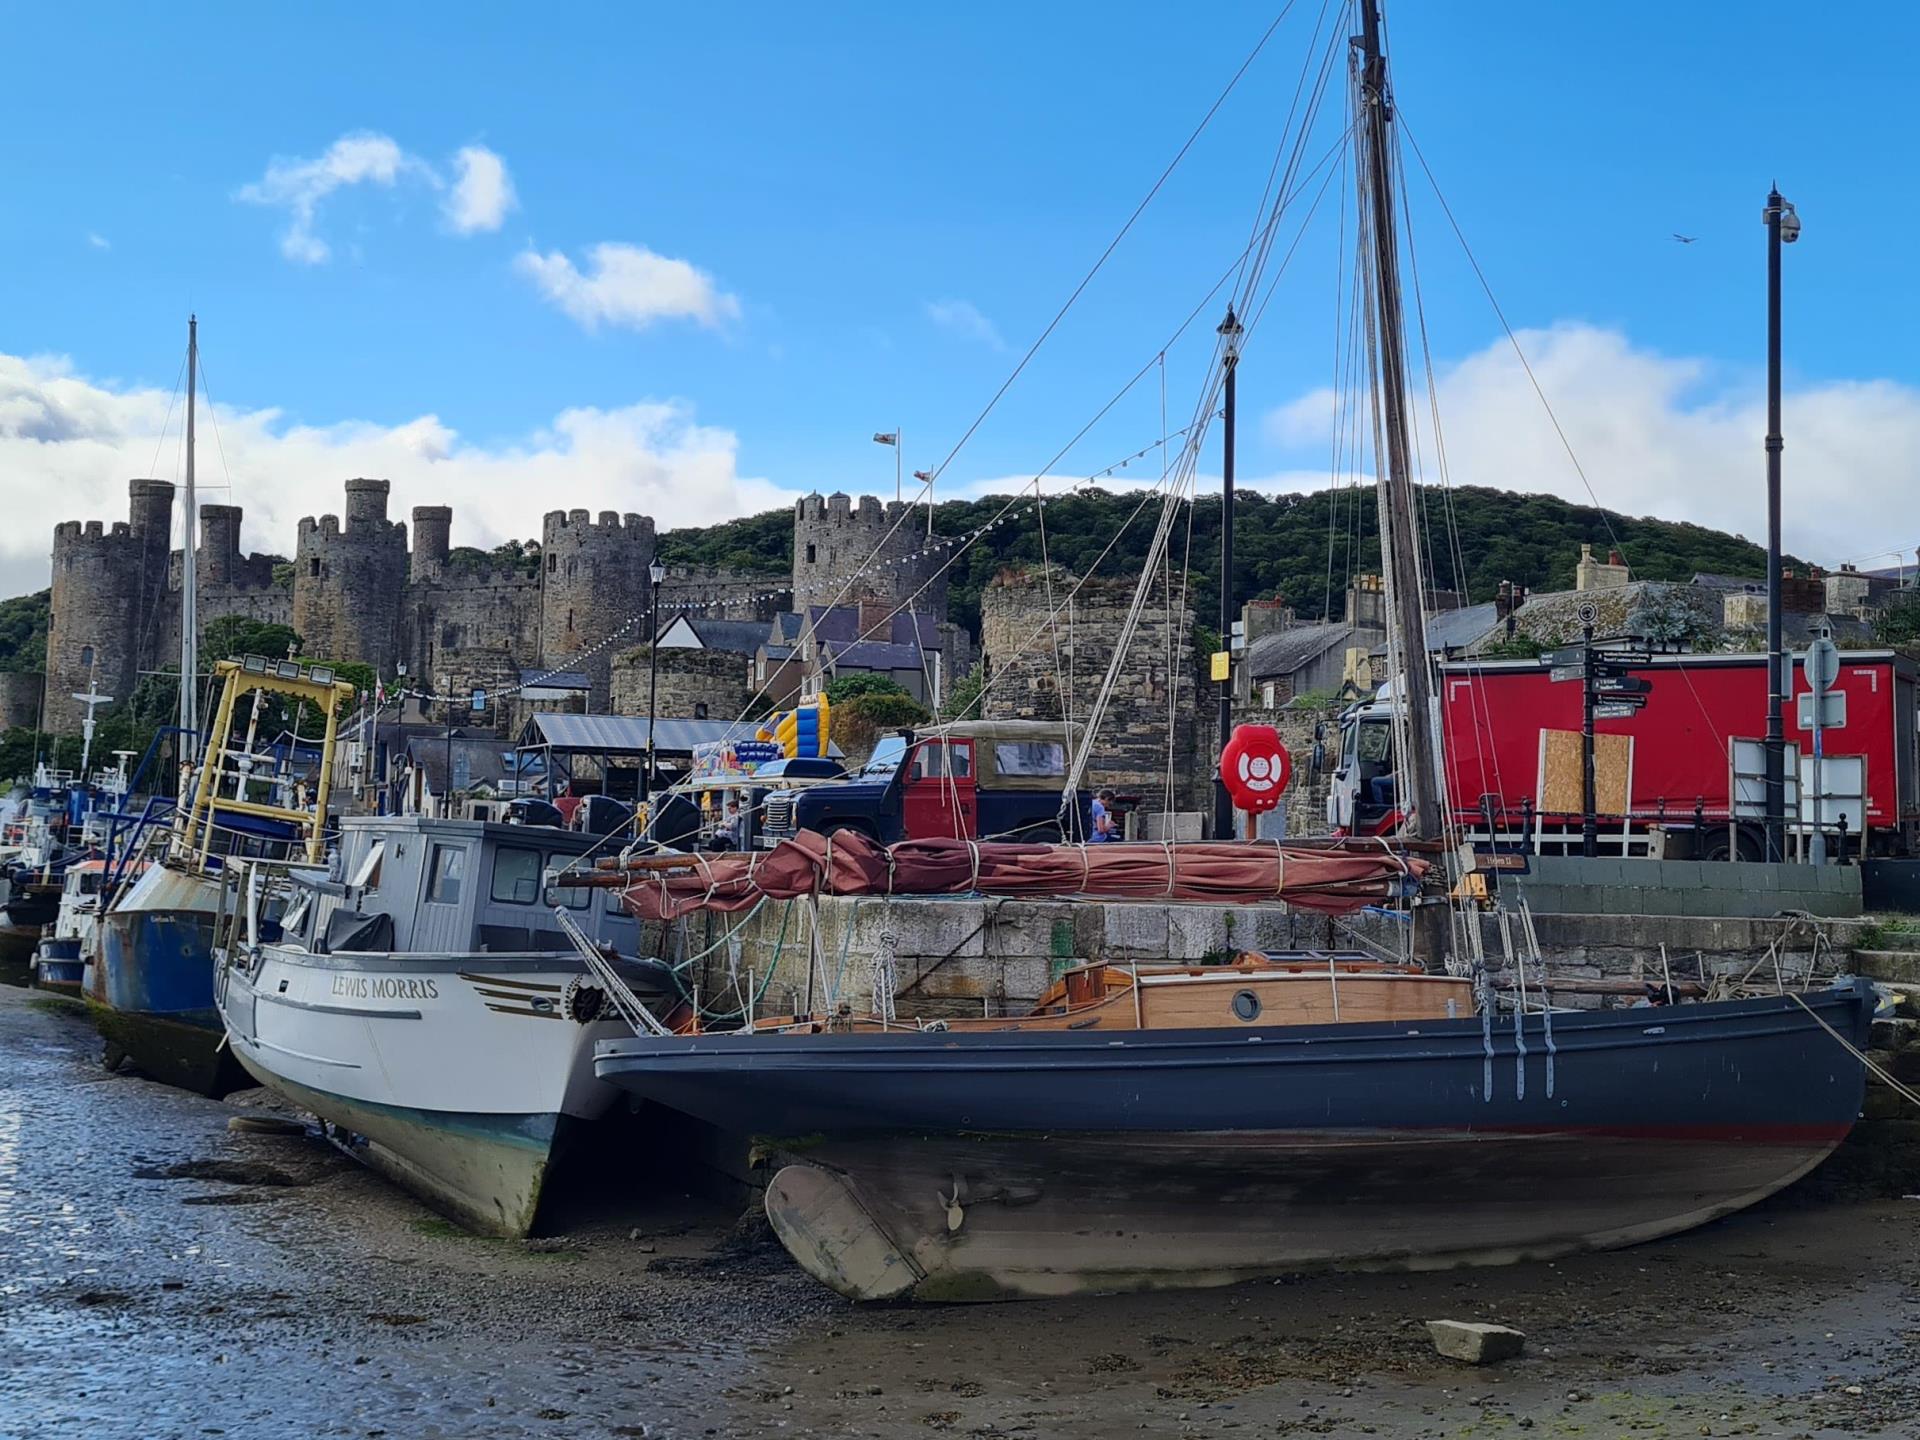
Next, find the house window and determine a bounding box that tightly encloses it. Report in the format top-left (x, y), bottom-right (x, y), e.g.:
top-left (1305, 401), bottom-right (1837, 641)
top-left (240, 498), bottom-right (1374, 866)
top-left (79, 645), bottom-right (95, 668)
top-left (491, 845), bottom-right (542, 905)
top-left (805, 543), bottom-right (816, 564)
top-left (426, 844), bottom-right (465, 904)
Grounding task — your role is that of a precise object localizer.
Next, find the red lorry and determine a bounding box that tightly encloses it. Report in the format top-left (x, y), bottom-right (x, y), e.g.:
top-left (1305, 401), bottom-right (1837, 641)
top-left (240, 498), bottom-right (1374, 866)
top-left (1327, 649), bottom-right (1920, 859)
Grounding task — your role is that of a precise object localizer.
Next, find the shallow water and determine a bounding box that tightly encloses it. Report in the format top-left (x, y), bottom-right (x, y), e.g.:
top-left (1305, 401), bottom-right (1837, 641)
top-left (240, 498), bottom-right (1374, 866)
top-left (1, 984), bottom-right (1916, 1440)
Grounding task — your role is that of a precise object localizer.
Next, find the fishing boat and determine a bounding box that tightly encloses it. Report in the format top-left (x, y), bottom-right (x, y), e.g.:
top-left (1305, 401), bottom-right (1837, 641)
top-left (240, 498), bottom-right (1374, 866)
top-left (585, 0), bottom-right (1879, 1302)
top-left (214, 813), bottom-right (678, 1237)
top-left (28, 860), bottom-right (114, 998)
top-left (97, 653), bottom-right (352, 1094)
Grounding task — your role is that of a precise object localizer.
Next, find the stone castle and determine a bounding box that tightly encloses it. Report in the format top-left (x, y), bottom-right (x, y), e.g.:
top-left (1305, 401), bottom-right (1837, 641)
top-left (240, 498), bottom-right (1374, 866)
top-left (44, 480), bottom-right (953, 733)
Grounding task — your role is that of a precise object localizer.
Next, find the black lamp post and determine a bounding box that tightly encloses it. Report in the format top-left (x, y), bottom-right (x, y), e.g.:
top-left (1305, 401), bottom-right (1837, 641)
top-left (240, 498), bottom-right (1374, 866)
top-left (644, 558), bottom-right (666, 800)
top-left (1212, 304), bottom-right (1243, 842)
top-left (1762, 188), bottom-right (1800, 862)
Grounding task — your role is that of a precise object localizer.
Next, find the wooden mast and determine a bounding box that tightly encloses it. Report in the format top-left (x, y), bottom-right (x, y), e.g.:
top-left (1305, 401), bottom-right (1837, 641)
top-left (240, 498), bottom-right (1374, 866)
top-left (1356, 1), bottom-right (1449, 969)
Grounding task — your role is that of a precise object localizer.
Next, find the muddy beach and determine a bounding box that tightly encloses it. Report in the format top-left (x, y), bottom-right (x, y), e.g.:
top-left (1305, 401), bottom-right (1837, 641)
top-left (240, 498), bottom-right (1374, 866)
top-left (2, 985), bottom-right (1916, 1440)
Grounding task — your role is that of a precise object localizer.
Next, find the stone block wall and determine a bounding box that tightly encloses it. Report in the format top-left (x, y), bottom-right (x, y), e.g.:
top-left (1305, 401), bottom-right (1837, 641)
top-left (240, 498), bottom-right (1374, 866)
top-left (1511, 856), bottom-right (1862, 919)
top-left (611, 646), bottom-right (751, 722)
top-left (979, 567), bottom-right (1201, 808)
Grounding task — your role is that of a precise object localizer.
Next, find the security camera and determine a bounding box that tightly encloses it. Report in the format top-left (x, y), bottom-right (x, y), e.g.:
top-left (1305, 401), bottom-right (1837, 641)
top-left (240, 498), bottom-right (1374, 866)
top-left (1779, 205), bottom-right (1801, 243)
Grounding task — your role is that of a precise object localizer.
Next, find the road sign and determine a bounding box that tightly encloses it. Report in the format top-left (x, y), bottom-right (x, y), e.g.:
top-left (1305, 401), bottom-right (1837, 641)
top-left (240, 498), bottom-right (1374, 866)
top-left (1796, 691), bottom-right (1847, 730)
top-left (1594, 699), bottom-right (1647, 719)
top-left (1549, 664), bottom-right (1584, 683)
top-left (1593, 647), bottom-right (1651, 666)
top-left (1593, 676), bottom-right (1652, 695)
top-left (1804, 635), bottom-right (1840, 690)
top-left (1576, 601), bottom-right (1599, 624)
top-left (1545, 646), bottom-right (1586, 667)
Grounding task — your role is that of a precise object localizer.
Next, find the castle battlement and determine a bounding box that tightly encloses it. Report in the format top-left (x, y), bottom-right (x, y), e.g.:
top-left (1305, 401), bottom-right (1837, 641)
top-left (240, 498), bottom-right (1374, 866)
top-left (792, 490), bottom-right (948, 614)
top-left (542, 508), bottom-right (653, 541)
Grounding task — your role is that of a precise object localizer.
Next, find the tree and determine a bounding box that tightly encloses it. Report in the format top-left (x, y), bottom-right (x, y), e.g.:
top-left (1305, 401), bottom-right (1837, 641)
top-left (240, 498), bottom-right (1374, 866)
top-left (0, 589), bottom-right (50, 672)
top-left (829, 691), bottom-right (930, 764)
top-left (938, 662), bottom-right (986, 721)
top-left (1874, 595), bottom-right (1920, 652)
top-left (824, 672), bottom-right (910, 703)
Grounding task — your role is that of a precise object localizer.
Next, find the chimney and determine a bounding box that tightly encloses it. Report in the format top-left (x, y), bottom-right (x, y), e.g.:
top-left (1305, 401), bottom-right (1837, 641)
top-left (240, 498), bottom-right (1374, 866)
top-left (1607, 548), bottom-right (1624, 567)
top-left (856, 594), bottom-right (892, 642)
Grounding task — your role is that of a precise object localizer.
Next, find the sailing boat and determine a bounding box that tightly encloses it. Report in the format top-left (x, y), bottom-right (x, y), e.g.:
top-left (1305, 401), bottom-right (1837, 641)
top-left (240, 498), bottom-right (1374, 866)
top-left (586, 3), bottom-right (1878, 1301)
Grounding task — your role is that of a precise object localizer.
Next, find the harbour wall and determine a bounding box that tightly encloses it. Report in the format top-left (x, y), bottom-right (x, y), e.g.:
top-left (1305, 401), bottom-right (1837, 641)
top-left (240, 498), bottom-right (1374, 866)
top-left (1513, 856), bottom-right (1863, 918)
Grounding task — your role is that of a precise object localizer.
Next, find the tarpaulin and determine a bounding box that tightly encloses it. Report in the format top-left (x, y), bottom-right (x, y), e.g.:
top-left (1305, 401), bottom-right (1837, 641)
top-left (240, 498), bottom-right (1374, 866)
top-left (617, 829), bottom-right (1421, 923)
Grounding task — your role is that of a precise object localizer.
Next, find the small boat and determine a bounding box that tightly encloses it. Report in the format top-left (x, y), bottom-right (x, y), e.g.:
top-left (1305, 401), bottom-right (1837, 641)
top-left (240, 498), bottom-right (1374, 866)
top-left (28, 860), bottom-right (113, 997)
top-left (98, 653), bottom-right (352, 1095)
top-left (216, 813), bottom-right (677, 1237)
top-left (596, 976), bottom-right (1877, 1300)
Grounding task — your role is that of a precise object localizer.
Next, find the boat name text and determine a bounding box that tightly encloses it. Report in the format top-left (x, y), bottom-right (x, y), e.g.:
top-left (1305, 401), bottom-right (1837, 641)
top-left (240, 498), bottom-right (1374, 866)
top-left (330, 975), bottom-right (440, 1000)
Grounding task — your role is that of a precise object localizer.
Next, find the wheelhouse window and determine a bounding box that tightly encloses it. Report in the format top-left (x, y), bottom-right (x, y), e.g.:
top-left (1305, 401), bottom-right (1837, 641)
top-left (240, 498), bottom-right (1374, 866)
top-left (426, 844), bottom-right (465, 904)
top-left (490, 845), bottom-right (542, 905)
top-left (349, 841), bottom-right (385, 893)
top-left (545, 855), bottom-right (591, 910)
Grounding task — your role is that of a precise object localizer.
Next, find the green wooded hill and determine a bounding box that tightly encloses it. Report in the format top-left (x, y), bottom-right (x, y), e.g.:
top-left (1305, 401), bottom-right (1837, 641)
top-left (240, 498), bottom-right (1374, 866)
top-left (660, 485), bottom-right (1794, 637)
top-left (0, 589), bottom-right (50, 673)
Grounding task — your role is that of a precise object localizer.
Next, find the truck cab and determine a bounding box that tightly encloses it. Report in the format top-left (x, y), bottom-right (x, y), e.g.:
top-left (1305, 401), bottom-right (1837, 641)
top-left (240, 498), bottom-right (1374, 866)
top-left (761, 720), bottom-right (1092, 846)
top-left (1327, 696), bottom-right (1401, 836)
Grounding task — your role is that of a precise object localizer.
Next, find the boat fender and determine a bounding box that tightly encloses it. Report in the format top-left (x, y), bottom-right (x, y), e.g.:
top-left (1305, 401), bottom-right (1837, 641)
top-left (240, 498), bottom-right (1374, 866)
top-left (563, 978), bottom-right (606, 1025)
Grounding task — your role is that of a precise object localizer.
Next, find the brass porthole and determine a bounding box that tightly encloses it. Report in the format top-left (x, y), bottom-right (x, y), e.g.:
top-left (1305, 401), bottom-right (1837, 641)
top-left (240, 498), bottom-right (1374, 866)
top-left (1232, 989), bottom-right (1261, 1022)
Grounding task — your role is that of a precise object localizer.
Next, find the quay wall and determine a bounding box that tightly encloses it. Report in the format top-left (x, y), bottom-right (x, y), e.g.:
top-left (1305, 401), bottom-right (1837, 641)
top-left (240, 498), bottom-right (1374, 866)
top-left (656, 894), bottom-right (1872, 1021)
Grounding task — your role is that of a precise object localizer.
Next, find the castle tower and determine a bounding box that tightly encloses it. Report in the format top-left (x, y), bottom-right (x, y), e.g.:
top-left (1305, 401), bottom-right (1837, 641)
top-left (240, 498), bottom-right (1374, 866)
top-left (196, 504), bottom-right (242, 587)
top-left (539, 508), bottom-right (656, 710)
top-left (44, 479), bottom-right (175, 733)
top-left (410, 505), bottom-right (452, 583)
top-left (791, 491), bottom-right (947, 618)
top-left (292, 478), bottom-right (409, 672)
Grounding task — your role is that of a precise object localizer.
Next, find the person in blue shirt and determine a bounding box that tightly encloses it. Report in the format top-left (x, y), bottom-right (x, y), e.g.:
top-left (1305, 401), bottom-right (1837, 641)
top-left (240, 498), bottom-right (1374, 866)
top-left (1089, 789), bottom-right (1118, 843)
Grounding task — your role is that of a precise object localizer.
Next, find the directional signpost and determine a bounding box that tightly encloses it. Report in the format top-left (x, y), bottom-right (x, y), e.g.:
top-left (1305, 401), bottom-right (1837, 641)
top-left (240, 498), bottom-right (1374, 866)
top-left (1550, 604), bottom-right (1656, 856)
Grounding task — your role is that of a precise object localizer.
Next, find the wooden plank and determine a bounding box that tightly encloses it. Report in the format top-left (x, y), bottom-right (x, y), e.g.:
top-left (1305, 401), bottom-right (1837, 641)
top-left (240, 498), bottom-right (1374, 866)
top-left (1537, 729), bottom-right (1630, 815)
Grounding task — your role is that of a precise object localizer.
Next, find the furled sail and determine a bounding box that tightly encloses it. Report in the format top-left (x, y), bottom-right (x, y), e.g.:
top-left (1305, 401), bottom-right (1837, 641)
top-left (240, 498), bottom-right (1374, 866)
top-left (596, 829), bottom-right (1423, 922)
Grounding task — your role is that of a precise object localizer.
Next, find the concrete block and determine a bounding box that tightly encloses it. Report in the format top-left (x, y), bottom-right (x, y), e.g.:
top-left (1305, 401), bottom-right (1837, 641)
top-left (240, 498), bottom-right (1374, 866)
top-left (1427, 1320), bottom-right (1525, 1365)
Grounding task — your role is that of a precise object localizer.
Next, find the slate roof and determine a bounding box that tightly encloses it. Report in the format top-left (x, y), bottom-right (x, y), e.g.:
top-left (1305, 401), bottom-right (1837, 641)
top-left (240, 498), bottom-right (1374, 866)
top-left (671, 618), bottom-right (777, 655)
top-left (518, 667), bottom-right (591, 691)
top-left (1245, 623), bottom-right (1352, 680)
top-left (821, 640), bottom-right (927, 669)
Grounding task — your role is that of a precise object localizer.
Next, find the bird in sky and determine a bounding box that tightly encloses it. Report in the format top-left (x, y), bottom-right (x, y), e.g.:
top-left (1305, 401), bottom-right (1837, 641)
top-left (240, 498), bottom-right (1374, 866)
top-left (1672, 233), bottom-right (1698, 244)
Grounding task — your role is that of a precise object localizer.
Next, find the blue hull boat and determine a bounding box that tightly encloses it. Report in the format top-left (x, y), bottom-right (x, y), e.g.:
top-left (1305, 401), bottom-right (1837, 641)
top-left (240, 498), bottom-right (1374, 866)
top-left (595, 979), bottom-right (1878, 1300)
top-left (96, 863), bottom-right (244, 1096)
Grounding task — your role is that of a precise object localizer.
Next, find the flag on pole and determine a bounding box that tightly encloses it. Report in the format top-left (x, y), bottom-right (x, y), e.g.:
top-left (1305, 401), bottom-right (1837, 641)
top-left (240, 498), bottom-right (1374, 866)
top-left (872, 432), bottom-right (898, 446)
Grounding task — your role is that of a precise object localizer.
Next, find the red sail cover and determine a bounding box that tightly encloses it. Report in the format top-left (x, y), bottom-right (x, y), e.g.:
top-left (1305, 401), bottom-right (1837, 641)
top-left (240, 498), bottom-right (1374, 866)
top-left (617, 829), bottom-right (1421, 923)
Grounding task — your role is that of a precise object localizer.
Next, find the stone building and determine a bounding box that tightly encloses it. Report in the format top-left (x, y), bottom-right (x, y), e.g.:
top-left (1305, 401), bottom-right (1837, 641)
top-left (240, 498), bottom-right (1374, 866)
top-left (0, 672), bottom-right (44, 731)
top-left (978, 567), bottom-right (1200, 807)
top-left (43, 478), bottom-right (782, 733)
top-left (610, 647), bottom-right (752, 723)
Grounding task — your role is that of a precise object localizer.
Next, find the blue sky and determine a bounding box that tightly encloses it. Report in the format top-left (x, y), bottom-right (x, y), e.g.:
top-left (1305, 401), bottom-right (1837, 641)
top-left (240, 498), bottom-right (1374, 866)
top-left (3, 2), bottom-right (1916, 595)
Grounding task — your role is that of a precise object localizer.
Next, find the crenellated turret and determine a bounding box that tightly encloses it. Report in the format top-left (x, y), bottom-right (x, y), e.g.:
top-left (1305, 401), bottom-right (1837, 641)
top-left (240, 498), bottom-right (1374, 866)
top-left (292, 480), bottom-right (409, 672)
top-left (791, 489), bottom-right (949, 617)
top-left (539, 508), bottom-right (656, 709)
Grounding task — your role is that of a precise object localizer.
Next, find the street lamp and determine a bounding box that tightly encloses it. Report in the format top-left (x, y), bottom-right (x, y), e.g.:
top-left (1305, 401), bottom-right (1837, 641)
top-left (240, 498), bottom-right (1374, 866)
top-left (644, 558), bottom-right (666, 800)
top-left (1761, 189), bottom-right (1799, 862)
top-left (1212, 304), bottom-right (1244, 842)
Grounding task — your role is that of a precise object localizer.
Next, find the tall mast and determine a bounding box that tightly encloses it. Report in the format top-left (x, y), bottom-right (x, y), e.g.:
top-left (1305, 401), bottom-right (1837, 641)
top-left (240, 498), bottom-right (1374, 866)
top-left (1356, 1), bottom-right (1448, 964)
top-left (179, 315), bottom-right (200, 762)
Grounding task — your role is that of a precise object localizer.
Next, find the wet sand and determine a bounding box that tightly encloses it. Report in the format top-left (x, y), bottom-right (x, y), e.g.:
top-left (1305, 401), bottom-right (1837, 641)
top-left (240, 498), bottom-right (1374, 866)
top-left (2, 983), bottom-right (1916, 1439)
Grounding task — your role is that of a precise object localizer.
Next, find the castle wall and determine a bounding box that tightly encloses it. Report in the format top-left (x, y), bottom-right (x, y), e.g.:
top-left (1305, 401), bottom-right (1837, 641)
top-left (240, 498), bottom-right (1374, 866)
top-left (540, 509), bottom-right (656, 710)
top-left (45, 479), bottom-right (174, 732)
top-left (792, 492), bottom-right (947, 616)
top-left (0, 672), bottom-right (45, 731)
top-left (293, 479), bottom-right (409, 672)
top-left (979, 568), bottom-right (1201, 808)
top-left (659, 563), bottom-right (788, 624)
top-left (611, 646), bottom-right (750, 722)
top-left (404, 570), bottom-right (543, 697)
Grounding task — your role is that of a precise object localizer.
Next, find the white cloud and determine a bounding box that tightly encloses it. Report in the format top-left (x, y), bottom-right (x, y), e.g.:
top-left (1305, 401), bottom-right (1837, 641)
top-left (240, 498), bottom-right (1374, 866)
top-left (925, 298), bottom-right (1006, 350)
top-left (515, 242), bottom-right (740, 332)
top-left (86, 232), bottom-right (110, 251)
top-left (236, 131), bottom-right (429, 264)
top-left (444, 145), bottom-right (516, 234)
top-left (0, 350), bottom-right (793, 598)
top-left (1260, 322), bottom-right (1920, 569)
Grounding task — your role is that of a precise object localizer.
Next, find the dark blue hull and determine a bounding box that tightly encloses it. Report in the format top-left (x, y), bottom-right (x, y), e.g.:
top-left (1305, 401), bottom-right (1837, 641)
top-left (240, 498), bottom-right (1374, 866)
top-left (98, 892), bottom-right (244, 1097)
top-left (595, 981), bottom-right (1878, 1300)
